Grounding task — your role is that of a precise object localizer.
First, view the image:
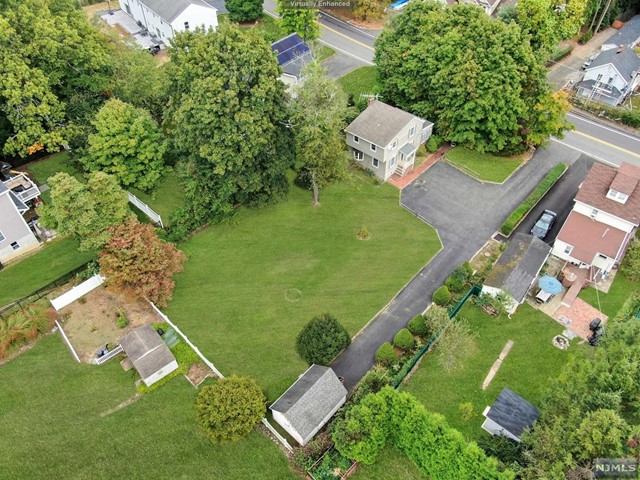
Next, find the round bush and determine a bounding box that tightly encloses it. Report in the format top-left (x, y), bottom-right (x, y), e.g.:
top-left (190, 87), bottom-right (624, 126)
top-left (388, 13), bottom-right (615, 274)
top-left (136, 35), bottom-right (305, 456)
top-left (296, 313), bottom-right (351, 365)
top-left (426, 135), bottom-right (441, 153)
top-left (445, 276), bottom-right (464, 293)
top-left (393, 328), bottom-right (415, 351)
top-left (433, 285), bottom-right (452, 306)
top-left (375, 342), bottom-right (397, 366)
top-left (195, 376), bottom-right (266, 444)
top-left (407, 314), bottom-right (428, 336)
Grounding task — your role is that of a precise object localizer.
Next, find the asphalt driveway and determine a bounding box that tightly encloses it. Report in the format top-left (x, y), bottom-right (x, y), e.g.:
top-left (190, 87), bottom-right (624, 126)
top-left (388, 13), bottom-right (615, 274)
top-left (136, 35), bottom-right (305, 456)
top-left (511, 155), bottom-right (594, 244)
top-left (332, 142), bottom-right (584, 389)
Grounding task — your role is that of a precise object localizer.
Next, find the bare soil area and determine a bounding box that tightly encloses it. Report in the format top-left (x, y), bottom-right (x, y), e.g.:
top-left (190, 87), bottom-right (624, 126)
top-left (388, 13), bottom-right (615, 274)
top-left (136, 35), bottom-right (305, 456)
top-left (58, 287), bottom-right (162, 363)
top-left (186, 363), bottom-right (214, 387)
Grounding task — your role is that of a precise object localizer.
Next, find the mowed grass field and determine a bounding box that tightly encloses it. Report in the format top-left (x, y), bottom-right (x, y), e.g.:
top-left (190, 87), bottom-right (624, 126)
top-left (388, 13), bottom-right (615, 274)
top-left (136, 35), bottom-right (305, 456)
top-left (0, 335), bottom-right (295, 480)
top-left (165, 176), bottom-right (441, 400)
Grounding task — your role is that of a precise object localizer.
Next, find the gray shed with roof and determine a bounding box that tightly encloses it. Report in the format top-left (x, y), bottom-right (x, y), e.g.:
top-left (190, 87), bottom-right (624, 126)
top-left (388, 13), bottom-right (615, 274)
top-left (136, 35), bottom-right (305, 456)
top-left (119, 324), bottom-right (178, 387)
top-left (482, 233), bottom-right (550, 313)
top-left (481, 388), bottom-right (540, 442)
top-left (270, 365), bottom-right (347, 446)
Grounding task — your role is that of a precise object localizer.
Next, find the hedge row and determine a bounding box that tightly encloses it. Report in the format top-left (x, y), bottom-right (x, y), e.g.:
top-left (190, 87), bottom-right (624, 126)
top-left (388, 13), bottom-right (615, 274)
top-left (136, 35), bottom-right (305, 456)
top-left (545, 45), bottom-right (574, 67)
top-left (500, 163), bottom-right (568, 236)
top-left (571, 99), bottom-right (640, 129)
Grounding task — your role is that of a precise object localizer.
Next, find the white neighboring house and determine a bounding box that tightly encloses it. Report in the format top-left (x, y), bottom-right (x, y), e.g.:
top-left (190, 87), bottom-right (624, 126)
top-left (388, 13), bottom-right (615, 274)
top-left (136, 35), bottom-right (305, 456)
top-left (270, 365), bottom-right (347, 446)
top-left (0, 172), bottom-right (41, 264)
top-left (118, 0), bottom-right (218, 44)
top-left (576, 47), bottom-right (640, 106)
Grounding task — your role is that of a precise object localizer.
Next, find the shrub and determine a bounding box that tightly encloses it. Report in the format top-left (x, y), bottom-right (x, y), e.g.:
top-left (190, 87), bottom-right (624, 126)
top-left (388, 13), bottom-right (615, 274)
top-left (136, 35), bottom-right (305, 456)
top-left (451, 264), bottom-right (471, 283)
top-left (458, 402), bottom-right (474, 421)
top-left (500, 164), bottom-right (567, 236)
top-left (433, 285), bottom-right (452, 306)
top-left (360, 365), bottom-right (392, 395)
top-left (195, 376), bottom-right (265, 444)
top-left (445, 276), bottom-right (464, 293)
top-left (0, 305), bottom-right (54, 359)
top-left (116, 309), bottom-right (128, 329)
top-left (424, 305), bottom-right (450, 337)
top-left (426, 135), bottom-right (441, 153)
top-left (407, 314), bottom-right (428, 336)
top-left (375, 342), bottom-right (397, 366)
top-left (393, 328), bottom-right (415, 351)
top-left (578, 30), bottom-right (593, 44)
top-left (296, 313), bottom-right (351, 365)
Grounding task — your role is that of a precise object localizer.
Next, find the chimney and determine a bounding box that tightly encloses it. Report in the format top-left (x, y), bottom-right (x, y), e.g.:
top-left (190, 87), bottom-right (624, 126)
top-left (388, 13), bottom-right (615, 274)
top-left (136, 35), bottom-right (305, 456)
top-left (617, 44), bottom-right (624, 53)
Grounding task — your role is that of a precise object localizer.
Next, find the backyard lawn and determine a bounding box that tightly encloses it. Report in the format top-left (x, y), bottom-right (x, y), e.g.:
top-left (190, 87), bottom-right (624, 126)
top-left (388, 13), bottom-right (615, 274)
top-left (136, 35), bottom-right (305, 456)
top-left (403, 302), bottom-right (575, 441)
top-left (0, 335), bottom-right (295, 479)
top-left (165, 176), bottom-right (441, 400)
top-left (0, 237), bottom-right (94, 307)
top-left (352, 447), bottom-right (426, 479)
top-left (337, 66), bottom-right (380, 100)
top-left (445, 147), bottom-right (526, 184)
top-left (580, 272), bottom-right (640, 319)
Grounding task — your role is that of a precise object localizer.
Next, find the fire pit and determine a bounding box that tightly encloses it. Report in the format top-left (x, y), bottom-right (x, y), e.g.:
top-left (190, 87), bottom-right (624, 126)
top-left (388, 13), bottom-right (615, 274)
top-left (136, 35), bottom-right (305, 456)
top-left (552, 335), bottom-right (569, 350)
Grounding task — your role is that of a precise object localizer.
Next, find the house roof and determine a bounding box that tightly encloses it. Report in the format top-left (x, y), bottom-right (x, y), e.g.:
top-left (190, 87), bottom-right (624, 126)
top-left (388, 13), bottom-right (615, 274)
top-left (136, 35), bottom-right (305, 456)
top-left (119, 324), bottom-right (176, 380)
top-left (556, 211), bottom-right (627, 264)
top-left (575, 162), bottom-right (640, 225)
top-left (586, 48), bottom-right (640, 81)
top-left (577, 79), bottom-right (623, 100)
top-left (486, 388), bottom-right (540, 439)
top-left (0, 181), bottom-right (7, 195)
top-left (9, 191), bottom-right (28, 213)
top-left (346, 100), bottom-right (431, 148)
top-left (271, 34), bottom-right (312, 78)
top-left (611, 163), bottom-right (640, 195)
top-left (270, 365), bottom-right (347, 443)
top-left (605, 15), bottom-right (640, 47)
top-left (484, 233), bottom-right (550, 303)
top-left (138, 0), bottom-right (215, 23)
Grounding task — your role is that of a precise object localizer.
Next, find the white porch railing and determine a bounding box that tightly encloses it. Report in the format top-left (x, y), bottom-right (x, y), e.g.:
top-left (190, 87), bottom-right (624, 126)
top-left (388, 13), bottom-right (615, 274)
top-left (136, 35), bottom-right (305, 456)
top-left (127, 192), bottom-right (163, 228)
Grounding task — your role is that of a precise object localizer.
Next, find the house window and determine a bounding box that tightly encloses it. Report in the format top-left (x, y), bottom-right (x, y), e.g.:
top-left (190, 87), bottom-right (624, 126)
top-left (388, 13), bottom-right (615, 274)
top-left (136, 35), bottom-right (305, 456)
top-left (184, 21), bottom-right (190, 30)
top-left (607, 189), bottom-right (629, 203)
top-left (391, 140), bottom-right (397, 149)
top-left (10, 241), bottom-right (19, 251)
top-left (353, 150), bottom-right (364, 161)
top-left (370, 144), bottom-right (377, 152)
top-left (596, 74), bottom-right (603, 82)
top-left (0, 230), bottom-right (4, 242)
top-left (372, 158), bottom-right (379, 168)
top-left (598, 253), bottom-right (608, 259)
top-left (353, 135), bottom-right (359, 144)
top-left (390, 156), bottom-right (396, 167)
top-left (564, 244), bottom-right (573, 255)
top-left (409, 126), bottom-right (415, 138)
top-left (591, 208), bottom-right (598, 218)
top-left (607, 77), bottom-right (614, 84)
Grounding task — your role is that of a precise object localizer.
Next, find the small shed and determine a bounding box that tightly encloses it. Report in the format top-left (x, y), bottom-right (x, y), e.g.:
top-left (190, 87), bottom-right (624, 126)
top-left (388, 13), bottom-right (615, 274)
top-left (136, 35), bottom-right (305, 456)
top-left (481, 388), bottom-right (540, 442)
top-left (482, 233), bottom-right (551, 314)
top-left (271, 33), bottom-right (312, 87)
top-left (270, 365), bottom-right (347, 446)
top-left (119, 324), bottom-right (178, 387)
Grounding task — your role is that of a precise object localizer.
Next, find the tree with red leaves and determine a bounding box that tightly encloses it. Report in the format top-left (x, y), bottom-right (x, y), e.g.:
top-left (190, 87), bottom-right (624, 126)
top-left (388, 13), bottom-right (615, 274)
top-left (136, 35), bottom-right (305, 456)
top-left (99, 219), bottom-right (187, 307)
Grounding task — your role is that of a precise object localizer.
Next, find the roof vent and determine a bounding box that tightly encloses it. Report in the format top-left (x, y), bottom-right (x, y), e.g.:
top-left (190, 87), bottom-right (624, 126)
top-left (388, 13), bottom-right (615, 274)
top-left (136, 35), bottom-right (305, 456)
top-left (617, 44), bottom-right (624, 53)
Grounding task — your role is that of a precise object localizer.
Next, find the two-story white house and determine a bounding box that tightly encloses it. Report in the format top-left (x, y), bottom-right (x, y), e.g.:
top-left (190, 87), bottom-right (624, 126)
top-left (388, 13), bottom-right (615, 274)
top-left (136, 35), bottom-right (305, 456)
top-left (0, 174), bottom-right (41, 264)
top-left (576, 47), bottom-right (640, 106)
top-left (345, 100), bottom-right (433, 181)
top-left (119, 0), bottom-right (218, 44)
top-left (552, 162), bottom-right (640, 282)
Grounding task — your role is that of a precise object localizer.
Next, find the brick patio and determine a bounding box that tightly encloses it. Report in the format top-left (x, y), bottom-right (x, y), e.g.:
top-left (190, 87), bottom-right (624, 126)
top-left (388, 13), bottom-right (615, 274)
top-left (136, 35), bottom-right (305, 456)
top-left (386, 145), bottom-right (450, 189)
top-left (553, 298), bottom-right (607, 340)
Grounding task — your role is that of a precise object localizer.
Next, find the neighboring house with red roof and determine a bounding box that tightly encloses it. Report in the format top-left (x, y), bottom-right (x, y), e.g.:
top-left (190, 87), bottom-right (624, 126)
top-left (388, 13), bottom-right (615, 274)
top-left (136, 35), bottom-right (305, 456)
top-left (552, 162), bottom-right (640, 282)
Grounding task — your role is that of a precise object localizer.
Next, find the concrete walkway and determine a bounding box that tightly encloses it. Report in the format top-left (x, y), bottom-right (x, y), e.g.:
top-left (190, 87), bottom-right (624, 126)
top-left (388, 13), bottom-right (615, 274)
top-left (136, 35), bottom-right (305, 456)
top-left (331, 142), bottom-right (584, 389)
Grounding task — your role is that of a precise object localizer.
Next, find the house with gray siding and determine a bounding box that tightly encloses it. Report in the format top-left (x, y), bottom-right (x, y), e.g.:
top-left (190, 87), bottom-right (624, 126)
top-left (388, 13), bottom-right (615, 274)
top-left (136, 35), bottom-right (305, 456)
top-left (577, 47), bottom-right (640, 106)
top-left (345, 100), bottom-right (433, 181)
top-left (0, 182), bottom-right (40, 264)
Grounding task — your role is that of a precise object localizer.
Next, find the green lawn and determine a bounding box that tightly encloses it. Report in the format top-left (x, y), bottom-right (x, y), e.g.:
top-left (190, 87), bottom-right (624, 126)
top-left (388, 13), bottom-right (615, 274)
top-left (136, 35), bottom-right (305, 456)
top-left (26, 152), bottom-right (83, 185)
top-left (580, 272), bottom-right (640, 318)
top-left (165, 177), bottom-right (441, 400)
top-left (445, 147), bottom-right (525, 184)
top-left (0, 335), bottom-right (295, 479)
top-left (403, 302), bottom-right (575, 441)
top-left (352, 447), bottom-right (427, 479)
top-left (129, 169), bottom-right (185, 226)
top-left (0, 238), bottom-right (94, 307)
top-left (337, 66), bottom-right (380, 99)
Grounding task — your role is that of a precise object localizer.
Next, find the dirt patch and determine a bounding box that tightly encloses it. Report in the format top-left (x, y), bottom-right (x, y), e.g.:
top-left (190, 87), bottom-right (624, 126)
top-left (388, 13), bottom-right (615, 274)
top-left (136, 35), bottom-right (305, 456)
top-left (58, 287), bottom-right (163, 363)
top-left (186, 363), bottom-right (214, 387)
top-left (469, 239), bottom-right (502, 275)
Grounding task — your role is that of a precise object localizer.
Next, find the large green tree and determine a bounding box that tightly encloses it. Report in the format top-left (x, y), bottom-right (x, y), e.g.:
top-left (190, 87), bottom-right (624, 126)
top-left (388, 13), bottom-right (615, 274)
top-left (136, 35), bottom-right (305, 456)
top-left (375, 0), bottom-right (571, 154)
top-left (296, 313), bottom-right (351, 365)
top-left (38, 172), bottom-right (130, 251)
top-left (278, 1), bottom-right (320, 41)
top-left (85, 99), bottom-right (166, 192)
top-left (0, 0), bottom-right (113, 157)
top-left (226, 0), bottom-right (263, 21)
top-left (165, 24), bottom-right (293, 234)
top-left (290, 63), bottom-right (350, 205)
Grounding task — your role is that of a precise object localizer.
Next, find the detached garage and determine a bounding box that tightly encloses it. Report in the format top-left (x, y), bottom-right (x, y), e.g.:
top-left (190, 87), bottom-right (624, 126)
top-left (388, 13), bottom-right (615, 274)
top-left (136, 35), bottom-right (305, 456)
top-left (119, 324), bottom-right (178, 387)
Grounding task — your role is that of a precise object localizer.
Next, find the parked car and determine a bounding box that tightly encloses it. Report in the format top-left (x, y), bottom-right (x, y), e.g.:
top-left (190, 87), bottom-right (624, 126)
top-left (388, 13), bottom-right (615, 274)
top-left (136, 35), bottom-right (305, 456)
top-left (531, 210), bottom-right (557, 239)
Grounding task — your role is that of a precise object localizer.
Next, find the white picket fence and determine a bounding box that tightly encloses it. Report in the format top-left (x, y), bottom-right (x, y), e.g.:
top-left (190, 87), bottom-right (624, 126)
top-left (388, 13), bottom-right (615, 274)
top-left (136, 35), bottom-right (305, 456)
top-left (147, 301), bottom-right (294, 453)
top-left (50, 274), bottom-right (105, 311)
top-left (128, 192), bottom-right (164, 228)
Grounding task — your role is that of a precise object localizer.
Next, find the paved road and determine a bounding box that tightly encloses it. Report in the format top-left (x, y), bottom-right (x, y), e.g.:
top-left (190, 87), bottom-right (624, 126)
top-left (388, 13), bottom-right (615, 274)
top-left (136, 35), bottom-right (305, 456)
top-left (332, 143), bottom-right (583, 389)
top-left (511, 155), bottom-right (595, 244)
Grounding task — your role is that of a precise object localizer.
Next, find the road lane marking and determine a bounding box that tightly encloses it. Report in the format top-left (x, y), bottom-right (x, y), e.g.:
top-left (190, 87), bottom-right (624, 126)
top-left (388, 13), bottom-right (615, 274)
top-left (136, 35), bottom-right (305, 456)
top-left (568, 112), bottom-right (640, 144)
top-left (570, 130), bottom-right (640, 159)
top-left (321, 23), bottom-right (376, 52)
top-left (550, 138), bottom-right (618, 166)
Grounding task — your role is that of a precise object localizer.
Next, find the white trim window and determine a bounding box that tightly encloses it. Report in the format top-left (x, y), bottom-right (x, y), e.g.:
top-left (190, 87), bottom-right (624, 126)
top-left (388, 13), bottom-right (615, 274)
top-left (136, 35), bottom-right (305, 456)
top-left (370, 143), bottom-right (377, 152)
top-left (391, 140), bottom-right (397, 149)
top-left (184, 21), bottom-right (190, 30)
top-left (0, 230), bottom-right (4, 242)
top-left (591, 208), bottom-right (598, 218)
top-left (10, 241), bottom-right (19, 251)
top-left (564, 244), bottom-right (573, 255)
top-left (353, 135), bottom-right (359, 144)
top-left (372, 158), bottom-right (379, 168)
top-left (353, 149), bottom-right (364, 161)
top-left (390, 156), bottom-right (396, 167)
top-left (409, 126), bottom-right (415, 138)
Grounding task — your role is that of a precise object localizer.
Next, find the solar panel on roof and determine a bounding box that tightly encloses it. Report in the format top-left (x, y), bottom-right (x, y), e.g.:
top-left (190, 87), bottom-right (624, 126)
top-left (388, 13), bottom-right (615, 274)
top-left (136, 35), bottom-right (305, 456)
top-left (271, 34), bottom-right (310, 66)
